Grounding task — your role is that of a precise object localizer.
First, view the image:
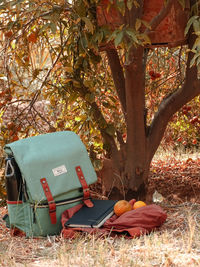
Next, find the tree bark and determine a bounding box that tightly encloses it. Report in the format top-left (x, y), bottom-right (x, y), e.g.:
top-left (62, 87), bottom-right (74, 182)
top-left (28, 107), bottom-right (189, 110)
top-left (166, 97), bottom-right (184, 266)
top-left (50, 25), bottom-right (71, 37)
top-left (106, 49), bottom-right (126, 116)
top-left (124, 46), bottom-right (147, 190)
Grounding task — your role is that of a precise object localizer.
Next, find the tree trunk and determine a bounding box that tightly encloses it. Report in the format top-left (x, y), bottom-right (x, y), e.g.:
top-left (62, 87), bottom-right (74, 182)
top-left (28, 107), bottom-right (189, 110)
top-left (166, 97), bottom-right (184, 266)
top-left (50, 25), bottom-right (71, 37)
top-left (99, 158), bottom-right (151, 201)
top-left (100, 45), bottom-right (153, 199)
top-left (124, 46), bottom-right (147, 191)
top-left (97, 2), bottom-right (200, 202)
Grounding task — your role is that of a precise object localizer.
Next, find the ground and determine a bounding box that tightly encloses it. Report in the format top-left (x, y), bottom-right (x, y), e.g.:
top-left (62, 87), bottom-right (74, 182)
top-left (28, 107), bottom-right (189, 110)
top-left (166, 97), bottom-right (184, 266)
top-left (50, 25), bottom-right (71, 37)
top-left (0, 153), bottom-right (199, 266)
top-left (147, 155), bottom-right (200, 204)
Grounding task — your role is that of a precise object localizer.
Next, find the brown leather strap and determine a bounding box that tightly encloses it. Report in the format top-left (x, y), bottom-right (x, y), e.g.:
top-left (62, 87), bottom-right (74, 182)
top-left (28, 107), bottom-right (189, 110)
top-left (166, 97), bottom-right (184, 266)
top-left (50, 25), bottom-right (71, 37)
top-left (40, 178), bottom-right (57, 224)
top-left (75, 166), bottom-right (94, 207)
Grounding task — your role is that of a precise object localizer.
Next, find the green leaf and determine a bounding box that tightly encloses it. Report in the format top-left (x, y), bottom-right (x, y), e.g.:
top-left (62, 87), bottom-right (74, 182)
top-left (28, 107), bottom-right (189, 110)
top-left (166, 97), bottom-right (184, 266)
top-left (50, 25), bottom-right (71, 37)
top-left (184, 16), bottom-right (199, 36)
top-left (126, 29), bottom-right (138, 43)
top-left (82, 17), bottom-right (94, 34)
top-left (139, 33), bottom-right (151, 44)
top-left (192, 36), bottom-right (200, 50)
top-left (49, 22), bottom-right (57, 34)
top-left (127, 0), bottom-right (133, 10)
top-left (107, 30), bottom-right (117, 43)
top-left (94, 31), bottom-right (104, 43)
top-left (193, 19), bottom-right (200, 33)
top-left (39, 23), bottom-right (50, 34)
top-left (10, 0), bottom-right (25, 6)
top-left (116, 1), bottom-right (126, 16)
top-left (114, 31), bottom-right (124, 47)
top-left (190, 52), bottom-right (200, 67)
top-left (190, 55), bottom-right (196, 67)
top-left (80, 34), bottom-right (88, 49)
top-left (93, 159), bottom-right (102, 170)
top-left (0, 4), bottom-right (6, 10)
top-left (42, 15), bottom-right (53, 20)
top-left (196, 55), bottom-right (200, 66)
top-left (105, 124), bottom-right (116, 136)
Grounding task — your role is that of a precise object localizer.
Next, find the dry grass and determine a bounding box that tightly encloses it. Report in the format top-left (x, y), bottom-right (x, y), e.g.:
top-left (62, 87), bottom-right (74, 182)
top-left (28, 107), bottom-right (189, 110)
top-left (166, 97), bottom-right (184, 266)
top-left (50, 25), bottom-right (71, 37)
top-left (153, 146), bottom-right (200, 162)
top-left (0, 204), bottom-right (200, 267)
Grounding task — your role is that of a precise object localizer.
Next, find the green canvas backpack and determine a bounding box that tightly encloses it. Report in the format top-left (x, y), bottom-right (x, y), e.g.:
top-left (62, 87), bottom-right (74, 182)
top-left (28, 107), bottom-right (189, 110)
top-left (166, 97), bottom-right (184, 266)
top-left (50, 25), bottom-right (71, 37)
top-left (3, 131), bottom-right (97, 237)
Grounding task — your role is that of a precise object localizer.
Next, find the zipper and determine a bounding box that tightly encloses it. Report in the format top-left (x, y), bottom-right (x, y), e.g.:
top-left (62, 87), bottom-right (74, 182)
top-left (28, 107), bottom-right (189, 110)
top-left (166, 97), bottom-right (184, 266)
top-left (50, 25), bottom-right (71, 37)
top-left (31, 196), bottom-right (83, 209)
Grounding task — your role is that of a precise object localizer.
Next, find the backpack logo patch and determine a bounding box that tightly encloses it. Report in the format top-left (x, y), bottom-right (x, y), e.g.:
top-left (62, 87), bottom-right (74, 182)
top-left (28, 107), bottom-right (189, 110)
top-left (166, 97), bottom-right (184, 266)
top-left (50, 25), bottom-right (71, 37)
top-left (52, 165), bottom-right (67, 176)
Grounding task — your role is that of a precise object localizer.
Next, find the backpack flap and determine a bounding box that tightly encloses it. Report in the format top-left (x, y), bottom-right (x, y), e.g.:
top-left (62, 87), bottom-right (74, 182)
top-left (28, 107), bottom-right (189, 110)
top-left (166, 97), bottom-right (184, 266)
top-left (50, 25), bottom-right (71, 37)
top-left (4, 131), bottom-right (97, 207)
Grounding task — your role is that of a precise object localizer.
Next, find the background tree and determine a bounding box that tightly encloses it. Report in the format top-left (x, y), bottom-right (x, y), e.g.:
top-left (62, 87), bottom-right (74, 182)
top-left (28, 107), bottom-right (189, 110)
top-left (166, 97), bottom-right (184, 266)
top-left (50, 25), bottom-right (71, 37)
top-left (0, 0), bottom-right (200, 200)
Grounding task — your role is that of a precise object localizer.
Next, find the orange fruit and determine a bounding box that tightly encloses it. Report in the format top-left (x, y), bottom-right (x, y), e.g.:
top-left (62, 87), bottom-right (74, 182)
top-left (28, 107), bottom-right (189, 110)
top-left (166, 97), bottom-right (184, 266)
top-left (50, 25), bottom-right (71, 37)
top-left (114, 200), bottom-right (132, 216)
top-left (133, 201), bottom-right (146, 210)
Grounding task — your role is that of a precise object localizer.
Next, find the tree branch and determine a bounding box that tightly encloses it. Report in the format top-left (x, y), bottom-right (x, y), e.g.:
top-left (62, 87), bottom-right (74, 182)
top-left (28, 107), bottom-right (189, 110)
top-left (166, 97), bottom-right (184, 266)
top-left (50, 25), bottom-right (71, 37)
top-left (145, 0), bottom-right (174, 34)
top-left (147, 32), bottom-right (200, 160)
top-left (106, 48), bottom-right (126, 115)
top-left (90, 101), bottom-right (122, 168)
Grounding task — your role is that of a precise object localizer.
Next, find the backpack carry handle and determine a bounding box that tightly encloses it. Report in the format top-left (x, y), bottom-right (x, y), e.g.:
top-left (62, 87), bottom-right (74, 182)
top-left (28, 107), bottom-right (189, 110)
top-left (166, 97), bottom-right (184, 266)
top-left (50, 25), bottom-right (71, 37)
top-left (5, 159), bottom-right (19, 201)
top-left (5, 158), bottom-right (23, 201)
top-left (5, 159), bottom-right (15, 177)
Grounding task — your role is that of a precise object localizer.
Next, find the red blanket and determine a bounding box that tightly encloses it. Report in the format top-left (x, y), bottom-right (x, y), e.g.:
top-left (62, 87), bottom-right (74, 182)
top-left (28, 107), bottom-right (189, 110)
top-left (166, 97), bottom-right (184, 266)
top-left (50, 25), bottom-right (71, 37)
top-left (61, 200), bottom-right (167, 239)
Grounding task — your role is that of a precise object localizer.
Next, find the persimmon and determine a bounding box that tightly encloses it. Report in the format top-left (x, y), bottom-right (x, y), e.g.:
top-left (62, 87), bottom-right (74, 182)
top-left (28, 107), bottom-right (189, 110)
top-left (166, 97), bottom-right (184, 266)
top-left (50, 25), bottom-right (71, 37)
top-left (190, 116), bottom-right (198, 124)
top-left (0, 91), bottom-right (6, 97)
top-left (11, 135), bottom-right (19, 142)
top-left (16, 125), bottom-right (22, 131)
top-left (182, 141), bottom-right (187, 146)
top-left (48, 126), bottom-right (56, 132)
top-left (133, 201), bottom-right (146, 210)
top-left (149, 70), bottom-right (154, 76)
top-left (192, 139), bottom-right (197, 145)
top-left (114, 200), bottom-right (132, 216)
top-left (57, 120), bottom-right (65, 128)
top-left (6, 95), bottom-right (12, 101)
top-left (28, 32), bottom-right (38, 43)
top-left (23, 56), bottom-right (29, 62)
top-left (149, 70), bottom-right (161, 80)
top-left (7, 122), bottom-right (15, 130)
top-left (4, 31), bottom-right (13, 38)
top-left (177, 137), bottom-right (182, 142)
top-left (155, 72), bottom-right (161, 78)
